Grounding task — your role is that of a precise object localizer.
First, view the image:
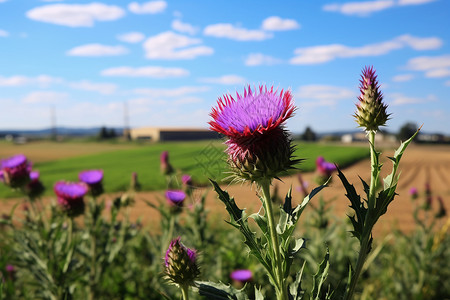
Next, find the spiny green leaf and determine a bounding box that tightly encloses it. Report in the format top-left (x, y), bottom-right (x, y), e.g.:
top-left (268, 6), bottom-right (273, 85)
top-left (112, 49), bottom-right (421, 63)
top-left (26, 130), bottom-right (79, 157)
top-left (336, 167), bottom-right (366, 241)
top-left (195, 281), bottom-right (249, 300)
top-left (289, 261), bottom-right (306, 300)
top-left (312, 248), bottom-right (330, 300)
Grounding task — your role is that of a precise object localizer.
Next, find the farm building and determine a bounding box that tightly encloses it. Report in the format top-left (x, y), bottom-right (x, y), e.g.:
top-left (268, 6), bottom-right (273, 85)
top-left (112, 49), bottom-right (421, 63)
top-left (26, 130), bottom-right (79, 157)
top-left (128, 127), bottom-right (221, 142)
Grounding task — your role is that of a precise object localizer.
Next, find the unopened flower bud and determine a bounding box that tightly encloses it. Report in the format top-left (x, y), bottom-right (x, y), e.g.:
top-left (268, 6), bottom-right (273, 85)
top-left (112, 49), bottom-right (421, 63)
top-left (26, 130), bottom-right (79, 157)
top-left (165, 237), bottom-right (199, 286)
top-left (354, 66), bottom-right (390, 132)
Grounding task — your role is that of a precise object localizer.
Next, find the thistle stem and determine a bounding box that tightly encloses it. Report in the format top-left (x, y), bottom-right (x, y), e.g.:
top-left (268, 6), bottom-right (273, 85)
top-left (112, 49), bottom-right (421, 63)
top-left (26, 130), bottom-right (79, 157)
top-left (260, 179), bottom-right (288, 300)
top-left (181, 285), bottom-right (190, 300)
top-left (345, 130), bottom-right (378, 300)
top-left (368, 131), bottom-right (377, 207)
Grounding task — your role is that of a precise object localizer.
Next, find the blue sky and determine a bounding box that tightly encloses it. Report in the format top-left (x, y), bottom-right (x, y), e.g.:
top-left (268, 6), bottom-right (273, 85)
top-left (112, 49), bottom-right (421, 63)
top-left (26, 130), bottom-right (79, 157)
top-left (0, 0), bottom-right (449, 135)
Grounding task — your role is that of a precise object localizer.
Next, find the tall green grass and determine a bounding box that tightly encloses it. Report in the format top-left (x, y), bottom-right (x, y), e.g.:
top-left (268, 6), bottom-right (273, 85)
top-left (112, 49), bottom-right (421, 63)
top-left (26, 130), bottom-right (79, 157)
top-left (0, 141), bottom-right (368, 198)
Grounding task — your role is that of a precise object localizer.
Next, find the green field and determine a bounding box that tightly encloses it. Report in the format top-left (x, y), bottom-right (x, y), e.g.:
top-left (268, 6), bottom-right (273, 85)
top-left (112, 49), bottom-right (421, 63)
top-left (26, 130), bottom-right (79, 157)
top-left (0, 140), bottom-right (369, 198)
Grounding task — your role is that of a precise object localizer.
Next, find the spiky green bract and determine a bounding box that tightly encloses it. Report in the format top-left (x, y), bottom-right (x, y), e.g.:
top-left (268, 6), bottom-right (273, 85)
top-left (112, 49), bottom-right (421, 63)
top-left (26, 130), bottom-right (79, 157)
top-left (165, 237), bottom-right (199, 287)
top-left (354, 66), bottom-right (390, 132)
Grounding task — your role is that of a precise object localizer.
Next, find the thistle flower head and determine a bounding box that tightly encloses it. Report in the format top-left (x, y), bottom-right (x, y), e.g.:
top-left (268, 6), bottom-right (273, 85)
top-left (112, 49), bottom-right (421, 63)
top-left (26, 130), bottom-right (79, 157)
top-left (1, 154), bottom-right (31, 188)
top-left (79, 169), bottom-right (104, 197)
top-left (164, 237), bottom-right (199, 286)
top-left (354, 66), bottom-right (390, 132)
top-left (54, 181), bottom-right (88, 217)
top-left (165, 190), bottom-right (186, 213)
top-left (25, 171), bottom-right (45, 198)
top-left (230, 269), bottom-right (253, 283)
top-left (160, 151), bottom-right (174, 175)
top-left (209, 85), bottom-right (299, 182)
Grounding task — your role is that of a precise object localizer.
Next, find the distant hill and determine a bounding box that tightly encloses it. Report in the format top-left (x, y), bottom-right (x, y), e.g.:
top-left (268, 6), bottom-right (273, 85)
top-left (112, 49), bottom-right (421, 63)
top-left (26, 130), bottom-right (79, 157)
top-left (0, 127), bottom-right (124, 137)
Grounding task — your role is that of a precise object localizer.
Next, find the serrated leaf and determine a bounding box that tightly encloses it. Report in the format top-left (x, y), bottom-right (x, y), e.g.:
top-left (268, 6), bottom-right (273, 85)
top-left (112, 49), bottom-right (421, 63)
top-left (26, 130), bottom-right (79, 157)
top-left (254, 287), bottom-right (264, 300)
top-left (289, 261), bottom-right (306, 300)
top-left (312, 248), bottom-right (330, 300)
top-left (195, 281), bottom-right (249, 300)
top-left (210, 179), bottom-right (274, 279)
top-left (336, 167), bottom-right (366, 241)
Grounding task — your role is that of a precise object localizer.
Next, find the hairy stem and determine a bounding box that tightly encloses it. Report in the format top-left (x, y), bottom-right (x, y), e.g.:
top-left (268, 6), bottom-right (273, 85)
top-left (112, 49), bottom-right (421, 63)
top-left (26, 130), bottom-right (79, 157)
top-left (181, 284), bottom-right (190, 300)
top-left (260, 179), bottom-right (288, 300)
top-left (368, 131), bottom-right (377, 208)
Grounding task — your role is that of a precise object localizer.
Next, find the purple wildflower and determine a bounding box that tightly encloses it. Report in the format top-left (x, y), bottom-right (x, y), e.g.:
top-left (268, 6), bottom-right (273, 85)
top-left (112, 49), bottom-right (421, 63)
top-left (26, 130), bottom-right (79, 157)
top-left (79, 169), bottom-right (104, 197)
top-left (165, 190), bottom-right (186, 213)
top-left (314, 156), bottom-right (336, 185)
top-left (409, 187), bottom-right (418, 200)
top-left (230, 269), bottom-right (253, 283)
top-left (25, 170), bottom-right (45, 198)
top-left (160, 151), bottom-right (174, 175)
top-left (54, 181), bottom-right (88, 217)
top-left (209, 85), bottom-right (299, 182)
top-left (164, 237), bottom-right (199, 286)
top-left (354, 66), bottom-right (390, 131)
top-left (181, 174), bottom-right (192, 186)
top-left (5, 264), bottom-right (16, 281)
top-left (1, 154), bottom-right (31, 188)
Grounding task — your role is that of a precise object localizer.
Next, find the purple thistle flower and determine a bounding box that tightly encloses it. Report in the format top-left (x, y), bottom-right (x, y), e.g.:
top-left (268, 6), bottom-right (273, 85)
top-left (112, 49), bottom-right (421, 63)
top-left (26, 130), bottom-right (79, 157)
top-left (230, 269), bottom-right (253, 283)
top-left (160, 151), bottom-right (174, 175)
top-left (165, 190), bottom-right (186, 212)
top-left (409, 187), bottom-right (418, 199)
top-left (79, 169), bottom-right (104, 197)
top-left (354, 66), bottom-right (390, 131)
top-left (164, 237), bottom-right (199, 286)
top-left (209, 85), bottom-right (299, 182)
top-left (54, 181), bottom-right (88, 217)
top-left (1, 154), bottom-right (31, 188)
top-left (181, 174), bottom-right (192, 186)
top-left (25, 170), bottom-right (45, 198)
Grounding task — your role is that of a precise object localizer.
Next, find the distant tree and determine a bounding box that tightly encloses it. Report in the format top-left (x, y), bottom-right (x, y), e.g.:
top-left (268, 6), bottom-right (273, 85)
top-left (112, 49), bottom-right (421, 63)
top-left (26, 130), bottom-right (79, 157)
top-left (98, 126), bottom-right (117, 140)
top-left (302, 126), bottom-right (317, 141)
top-left (398, 122), bottom-right (419, 141)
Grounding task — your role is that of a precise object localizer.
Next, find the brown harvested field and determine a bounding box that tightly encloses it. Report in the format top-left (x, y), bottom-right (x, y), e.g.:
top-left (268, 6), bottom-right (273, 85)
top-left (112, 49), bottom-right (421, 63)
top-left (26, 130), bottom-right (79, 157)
top-left (0, 141), bottom-right (136, 163)
top-left (1, 144), bottom-right (449, 237)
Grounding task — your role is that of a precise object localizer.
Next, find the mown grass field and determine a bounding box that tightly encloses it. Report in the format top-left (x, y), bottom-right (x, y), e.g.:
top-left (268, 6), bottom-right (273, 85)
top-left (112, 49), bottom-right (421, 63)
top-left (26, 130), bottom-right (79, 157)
top-left (0, 139), bottom-right (369, 198)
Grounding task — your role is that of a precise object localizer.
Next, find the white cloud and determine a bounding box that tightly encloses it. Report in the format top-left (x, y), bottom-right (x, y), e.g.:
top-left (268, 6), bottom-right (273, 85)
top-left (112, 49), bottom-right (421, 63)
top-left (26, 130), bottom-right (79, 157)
top-left (199, 75), bottom-right (247, 85)
top-left (26, 3), bottom-right (125, 27)
top-left (0, 29), bottom-right (9, 37)
top-left (67, 44), bottom-right (129, 56)
top-left (245, 53), bottom-right (283, 66)
top-left (117, 32), bottom-right (145, 43)
top-left (172, 19), bottom-right (198, 35)
top-left (128, 1), bottom-right (167, 14)
top-left (323, 0), bottom-right (395, 16)
top-left (101, 66), bottom-right (189, 78)
top-left (69, 80), bottom-right (117, 94)
top-left (390, 93), bottom-right (436, 105)
top-left (406, 54), bottom-right (450, 78)
top-left (290, 35), bottom-right (442, 65)
top-left (398, 0), bottom-right (436, 5)
top-left (261, 16), bottom-right (300, 31)
top-left (295, 85), bottom-right (355, 107)
top-left (204, 23), bottom-right (273, 41)
top-left (143, 31), bottom-right (213, 59)
top-left (0, 75), bottom-right (63, 87)
top-left (324, 0), bottom-right (436, 16)
top-left (174, 97), bottom-right (203, 105)
top-left (133, 86), bottom-right (209, 97)
top-left (22, 91), bottom-right (69, 104)
top-left (392, 74), bottom-right (414, 82)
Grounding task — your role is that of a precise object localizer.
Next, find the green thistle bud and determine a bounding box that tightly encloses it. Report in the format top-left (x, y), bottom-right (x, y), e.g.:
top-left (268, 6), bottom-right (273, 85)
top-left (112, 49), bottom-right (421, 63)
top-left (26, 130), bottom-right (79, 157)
top-left (354, 66), bottom-right (390, 132)
top-left (165, 237), bottom-right (199, 286)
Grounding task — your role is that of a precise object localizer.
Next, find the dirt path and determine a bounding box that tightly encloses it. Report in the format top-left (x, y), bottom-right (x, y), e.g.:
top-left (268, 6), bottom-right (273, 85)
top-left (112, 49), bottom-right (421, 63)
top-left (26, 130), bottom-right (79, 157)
top-left (2, 144), bottom-right (449, 236)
